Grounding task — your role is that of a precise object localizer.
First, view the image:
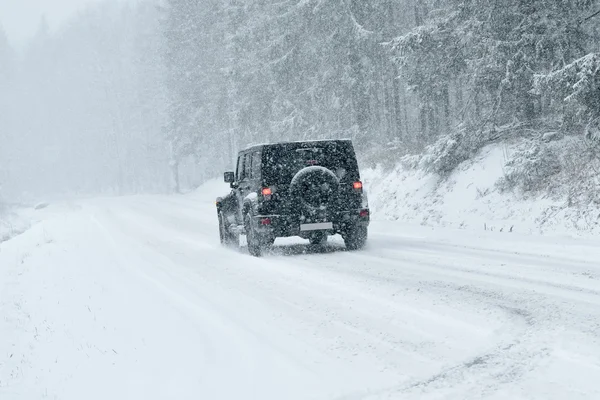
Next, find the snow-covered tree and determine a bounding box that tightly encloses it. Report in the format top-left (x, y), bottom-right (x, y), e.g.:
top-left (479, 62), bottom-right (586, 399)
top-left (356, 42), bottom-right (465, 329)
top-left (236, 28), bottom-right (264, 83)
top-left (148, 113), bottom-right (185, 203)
top-left (391, 0), bottom-right (598, 141)
top-left (159, 0), bottom-right (600, 181)
top-left (534, 53), bottom-right (600, 139)
top-left (162, 0), bottom-right (232, 191)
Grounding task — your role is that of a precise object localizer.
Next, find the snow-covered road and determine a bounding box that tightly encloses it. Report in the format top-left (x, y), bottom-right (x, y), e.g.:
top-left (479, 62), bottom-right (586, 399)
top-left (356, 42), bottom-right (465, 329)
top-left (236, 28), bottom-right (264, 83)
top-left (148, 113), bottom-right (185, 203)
top-left (1, 186), bottom-right (600, 400)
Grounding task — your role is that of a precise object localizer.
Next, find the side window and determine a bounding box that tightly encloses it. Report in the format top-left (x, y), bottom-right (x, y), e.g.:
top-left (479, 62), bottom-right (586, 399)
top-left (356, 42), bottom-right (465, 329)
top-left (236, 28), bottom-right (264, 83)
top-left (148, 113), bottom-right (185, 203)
top-left (236, 154), bottom-right (245, 181)
top-left (252, 152), bottom-right (261, 180)
top-left (245, 153), bottom-right (253, 179)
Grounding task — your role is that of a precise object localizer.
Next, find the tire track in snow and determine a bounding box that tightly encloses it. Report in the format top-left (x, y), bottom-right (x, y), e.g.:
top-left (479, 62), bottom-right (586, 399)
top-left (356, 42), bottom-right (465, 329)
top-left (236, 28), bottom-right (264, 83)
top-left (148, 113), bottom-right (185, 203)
top-left (96, 198), bottom-right (534, 397)
top-left (328, 244), bottom-right (600, 399)
top-left (86, 195), bottom-right (600, 399)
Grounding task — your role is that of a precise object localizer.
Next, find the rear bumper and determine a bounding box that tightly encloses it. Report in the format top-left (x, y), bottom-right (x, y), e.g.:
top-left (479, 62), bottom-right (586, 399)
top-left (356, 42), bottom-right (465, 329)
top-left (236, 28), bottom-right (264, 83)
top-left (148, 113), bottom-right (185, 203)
top-left (253, 209), bottom-right (370, 237)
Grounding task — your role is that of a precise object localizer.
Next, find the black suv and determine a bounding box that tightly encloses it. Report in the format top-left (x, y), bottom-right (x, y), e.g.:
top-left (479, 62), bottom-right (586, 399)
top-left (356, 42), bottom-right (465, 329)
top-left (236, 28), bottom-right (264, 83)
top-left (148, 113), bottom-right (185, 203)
top-left (216, 139), bottom-right (370, 256)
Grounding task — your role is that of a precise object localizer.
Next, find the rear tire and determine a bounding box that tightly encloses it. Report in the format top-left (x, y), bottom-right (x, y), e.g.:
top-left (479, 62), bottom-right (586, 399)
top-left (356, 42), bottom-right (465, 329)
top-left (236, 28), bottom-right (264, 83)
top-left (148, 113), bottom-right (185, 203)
top-left (245, 213), bottom-right (266, 257)
top-left (344, 225), bottom-right (367, 251)
top-left (219, 212), bottom-right (239, 248)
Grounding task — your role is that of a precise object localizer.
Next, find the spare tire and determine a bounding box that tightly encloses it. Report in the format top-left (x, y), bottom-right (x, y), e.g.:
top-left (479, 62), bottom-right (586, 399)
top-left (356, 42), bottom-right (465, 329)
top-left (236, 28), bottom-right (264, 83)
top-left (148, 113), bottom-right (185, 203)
top-left (290, 166), bottom-right (340, 211)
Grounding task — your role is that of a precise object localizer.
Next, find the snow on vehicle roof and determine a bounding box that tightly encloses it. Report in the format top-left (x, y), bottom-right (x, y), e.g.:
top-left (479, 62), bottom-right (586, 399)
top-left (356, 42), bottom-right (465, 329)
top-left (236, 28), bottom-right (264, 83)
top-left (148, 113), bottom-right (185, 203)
top-left (242, 138), bottom-right (353, 152)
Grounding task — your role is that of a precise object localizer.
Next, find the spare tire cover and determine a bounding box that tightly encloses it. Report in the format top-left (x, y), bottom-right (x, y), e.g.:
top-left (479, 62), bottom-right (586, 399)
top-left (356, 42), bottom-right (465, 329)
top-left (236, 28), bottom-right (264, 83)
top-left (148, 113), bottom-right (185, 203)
top-left (290, 166), bottom-right (340, 210)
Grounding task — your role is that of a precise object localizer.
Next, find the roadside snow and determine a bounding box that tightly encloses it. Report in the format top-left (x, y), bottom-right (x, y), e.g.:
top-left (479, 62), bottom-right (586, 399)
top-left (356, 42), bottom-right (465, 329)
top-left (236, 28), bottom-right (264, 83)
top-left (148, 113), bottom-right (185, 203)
top-left (0, 207), bottom-right (33, 243)
top-left (363, 143), bottom-right (599, 237)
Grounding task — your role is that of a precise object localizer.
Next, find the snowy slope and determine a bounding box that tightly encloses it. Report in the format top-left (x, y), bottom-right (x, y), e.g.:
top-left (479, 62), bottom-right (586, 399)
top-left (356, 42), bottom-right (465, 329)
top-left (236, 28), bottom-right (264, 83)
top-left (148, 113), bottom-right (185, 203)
top-left (363, 143), bottom-right (600, 236)
top-left (1, 184), bottom-right (600, 399)
top-left (0, 207), bottom-right (33, 244)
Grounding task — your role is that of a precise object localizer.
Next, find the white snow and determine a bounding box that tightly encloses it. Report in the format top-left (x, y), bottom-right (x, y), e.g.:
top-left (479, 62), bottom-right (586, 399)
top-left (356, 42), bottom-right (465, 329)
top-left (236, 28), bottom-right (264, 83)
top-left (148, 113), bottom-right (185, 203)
top-left (363, 143), bottom-right (600, 237)
top-left (1, 178), bottom-right (600, 399)
top-left (0, 207), bottom-right (33, 243)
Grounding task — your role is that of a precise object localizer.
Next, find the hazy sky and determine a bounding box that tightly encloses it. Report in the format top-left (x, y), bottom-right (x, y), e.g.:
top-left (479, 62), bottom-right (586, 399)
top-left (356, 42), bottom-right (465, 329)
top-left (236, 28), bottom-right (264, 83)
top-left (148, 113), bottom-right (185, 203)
top-left (0, 0), bottom-right (129, 47)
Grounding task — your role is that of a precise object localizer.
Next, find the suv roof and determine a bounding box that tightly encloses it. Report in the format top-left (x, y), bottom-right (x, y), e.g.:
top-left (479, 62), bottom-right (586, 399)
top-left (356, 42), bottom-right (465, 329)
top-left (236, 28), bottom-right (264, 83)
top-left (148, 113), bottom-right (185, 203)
top-left (240, 138), bottom-right (353, 154)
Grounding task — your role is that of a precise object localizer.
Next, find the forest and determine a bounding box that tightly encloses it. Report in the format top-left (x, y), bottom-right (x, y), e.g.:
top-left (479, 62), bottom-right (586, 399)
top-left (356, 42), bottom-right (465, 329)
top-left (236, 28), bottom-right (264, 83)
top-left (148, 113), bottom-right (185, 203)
top-left (1, 0), bottom-right (599, 200)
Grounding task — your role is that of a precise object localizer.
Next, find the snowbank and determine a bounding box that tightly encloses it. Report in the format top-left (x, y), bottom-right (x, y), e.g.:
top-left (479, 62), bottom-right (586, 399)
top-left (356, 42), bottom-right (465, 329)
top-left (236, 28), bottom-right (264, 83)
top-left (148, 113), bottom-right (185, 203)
top-left (363, 141), bottom-right (600, 237)
top-left (0, 207), bottom-right (33, 243)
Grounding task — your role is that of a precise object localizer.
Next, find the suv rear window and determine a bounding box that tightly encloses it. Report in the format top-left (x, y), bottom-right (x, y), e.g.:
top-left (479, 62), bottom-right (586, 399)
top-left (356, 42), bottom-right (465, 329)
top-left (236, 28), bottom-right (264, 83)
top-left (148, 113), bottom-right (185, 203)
top-left (262, 141), bottom-right (359, 185)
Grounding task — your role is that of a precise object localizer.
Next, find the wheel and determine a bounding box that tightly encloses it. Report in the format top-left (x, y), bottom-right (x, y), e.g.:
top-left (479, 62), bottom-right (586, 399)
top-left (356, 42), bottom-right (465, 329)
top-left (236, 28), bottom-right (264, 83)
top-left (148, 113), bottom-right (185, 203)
top-left (308, 232), bottom-right (328, 246)
top-left (219, 212), bottom-right (239, 247)
top-left (290, 166), bottom-right (340, 214)
top-left (245, 213), bottom-right (266, 257)
top-left (218, 213), bottom-right (225, 242)
top-left (343, 225), bottom-right (367, 251)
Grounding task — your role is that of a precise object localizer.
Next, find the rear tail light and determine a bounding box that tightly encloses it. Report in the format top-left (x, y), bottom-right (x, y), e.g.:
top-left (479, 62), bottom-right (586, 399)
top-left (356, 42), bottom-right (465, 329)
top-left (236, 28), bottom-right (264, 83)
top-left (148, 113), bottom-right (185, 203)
top-left (359, 209), bottom-right (369, 218)
top-left (260, 217), bottom-right (272, 225)
top-left (353, 181), bottom-right (363, 191)
top-left (261, 187), bottom-right (273, 196)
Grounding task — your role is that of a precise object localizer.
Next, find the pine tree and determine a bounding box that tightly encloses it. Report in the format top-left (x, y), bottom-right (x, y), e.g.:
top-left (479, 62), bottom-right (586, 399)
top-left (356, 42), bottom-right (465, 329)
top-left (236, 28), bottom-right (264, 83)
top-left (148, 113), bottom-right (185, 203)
top-left (391, 0), bottom-right (598, 141)
top-left (163, 0), bottom-right (232, 191)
